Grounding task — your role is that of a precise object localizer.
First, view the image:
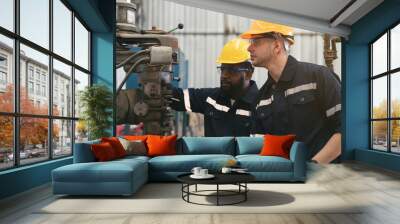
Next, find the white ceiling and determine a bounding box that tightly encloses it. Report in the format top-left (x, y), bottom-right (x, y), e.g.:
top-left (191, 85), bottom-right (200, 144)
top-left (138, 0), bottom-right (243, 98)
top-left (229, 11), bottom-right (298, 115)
top-left (165, 0), bottom-right (384, 38)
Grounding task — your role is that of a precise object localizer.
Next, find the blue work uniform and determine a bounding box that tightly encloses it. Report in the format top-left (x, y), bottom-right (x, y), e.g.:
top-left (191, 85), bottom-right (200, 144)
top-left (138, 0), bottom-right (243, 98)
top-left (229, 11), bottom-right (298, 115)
top-left (171, 80), bottom-right (259, 137)
top-left (253, 56), bottom-right (341, 160)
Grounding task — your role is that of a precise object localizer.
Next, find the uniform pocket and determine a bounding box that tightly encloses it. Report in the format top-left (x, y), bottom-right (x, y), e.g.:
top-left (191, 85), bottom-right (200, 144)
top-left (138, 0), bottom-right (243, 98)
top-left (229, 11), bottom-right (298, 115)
top-left (287, 92), bottom-right (319, 129)
top-left (288, 93), bottom-right (315, 105)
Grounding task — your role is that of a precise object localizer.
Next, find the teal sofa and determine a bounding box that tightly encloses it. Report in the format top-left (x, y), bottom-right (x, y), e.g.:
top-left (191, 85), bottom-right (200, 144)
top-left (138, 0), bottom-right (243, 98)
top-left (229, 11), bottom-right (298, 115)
top-left (52, 137), bottom-right (307, 196)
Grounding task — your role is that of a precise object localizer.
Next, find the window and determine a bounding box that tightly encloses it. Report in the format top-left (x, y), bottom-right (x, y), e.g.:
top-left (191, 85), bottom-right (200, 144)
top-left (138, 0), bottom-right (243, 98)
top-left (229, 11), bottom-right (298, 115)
top-left (28, 81), bottom-right (34, 94)
top-left (0, 54), bottom-right (7, 89)
top-left (53, 119), bottom-right (72, 158)
top-left (371, 23), bottom-right (400, 154)
top-left (28, 67), bottom-right (34, 80)
top-left (35, 70), bottom-right (41, 81)
top-left (36, 83), bottom-right (41, 95)
top-left (0, 55), bottom-right (7, 67)
top-left (0, 35), bottom-right (13, 113)
top-left (75, 17), bottom-right (90, 70)
top-left (20, 0), bottom-right (49, 49)
top-left (0, 0), bottom-right (91, 170)
top-left (53, 59), bottom-right (72, 117)
top-left (42, 85), bottom-right (46, 97)
top-left (0, 0), bottom-right (14, 32)
top-left (53, 0), bottom-right (72, 60)
top-left (0, 71), bottom-right (6, 85)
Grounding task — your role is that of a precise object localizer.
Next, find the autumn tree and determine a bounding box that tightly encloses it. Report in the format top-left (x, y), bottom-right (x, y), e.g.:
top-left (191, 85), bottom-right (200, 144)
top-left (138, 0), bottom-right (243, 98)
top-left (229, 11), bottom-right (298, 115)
top-left (372, 99), bottom-right (400, 143)
top-left (0, 84), bottom-right (59, 152)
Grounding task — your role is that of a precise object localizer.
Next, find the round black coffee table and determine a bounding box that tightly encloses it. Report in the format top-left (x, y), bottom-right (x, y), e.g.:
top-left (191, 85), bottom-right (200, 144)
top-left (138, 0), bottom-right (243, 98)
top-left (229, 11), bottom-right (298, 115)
top-left (177, 173), bottom-right (255, 206)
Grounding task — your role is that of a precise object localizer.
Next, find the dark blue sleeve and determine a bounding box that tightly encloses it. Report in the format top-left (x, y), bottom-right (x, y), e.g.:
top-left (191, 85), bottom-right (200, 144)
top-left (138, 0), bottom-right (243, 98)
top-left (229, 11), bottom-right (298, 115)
top-left (170, 87), bottom-right (215, 114)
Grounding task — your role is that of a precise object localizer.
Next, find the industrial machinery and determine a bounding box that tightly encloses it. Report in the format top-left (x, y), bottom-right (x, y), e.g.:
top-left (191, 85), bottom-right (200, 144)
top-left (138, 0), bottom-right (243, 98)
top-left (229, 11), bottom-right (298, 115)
top-left (115, 0), bottom-right (183, 135)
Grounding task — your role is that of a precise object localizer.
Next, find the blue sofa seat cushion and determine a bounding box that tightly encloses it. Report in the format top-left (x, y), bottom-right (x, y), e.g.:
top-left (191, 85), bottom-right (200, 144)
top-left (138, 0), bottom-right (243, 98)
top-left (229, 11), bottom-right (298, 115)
top-left (149, 154), bottom-right (235, 172)
top-left (53, 159), bottom-right (147, 183)
top-left (178, 137), bottom-right (235, 155)
top-left (236, 155), bottom-right (293, 172)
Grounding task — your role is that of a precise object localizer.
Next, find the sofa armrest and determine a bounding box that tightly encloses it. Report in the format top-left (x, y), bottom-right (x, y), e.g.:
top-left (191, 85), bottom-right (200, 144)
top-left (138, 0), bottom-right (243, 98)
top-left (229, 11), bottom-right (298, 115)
top-left (289, 141), bottom-right (307, 181)
top-left (73, 140), bottom-right (99, 163)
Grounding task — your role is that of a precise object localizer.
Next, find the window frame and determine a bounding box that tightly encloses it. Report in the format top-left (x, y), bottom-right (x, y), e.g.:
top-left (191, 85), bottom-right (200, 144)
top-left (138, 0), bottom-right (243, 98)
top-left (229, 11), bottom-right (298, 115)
top-left (0, 0), bottom-right (92, 171)
top-left (370, 20), bottom-right (400, 154)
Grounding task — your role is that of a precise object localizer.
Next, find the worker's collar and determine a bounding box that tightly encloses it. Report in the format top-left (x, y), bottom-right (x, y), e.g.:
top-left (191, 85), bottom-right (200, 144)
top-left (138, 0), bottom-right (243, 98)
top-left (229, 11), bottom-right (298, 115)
top-left (267, 55), bottom-right (297, 83)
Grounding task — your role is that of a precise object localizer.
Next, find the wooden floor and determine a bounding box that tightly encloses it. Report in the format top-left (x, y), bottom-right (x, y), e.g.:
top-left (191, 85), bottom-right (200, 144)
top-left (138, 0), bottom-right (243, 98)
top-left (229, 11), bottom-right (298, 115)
top-left (1, 162), bottom-right (400, 224)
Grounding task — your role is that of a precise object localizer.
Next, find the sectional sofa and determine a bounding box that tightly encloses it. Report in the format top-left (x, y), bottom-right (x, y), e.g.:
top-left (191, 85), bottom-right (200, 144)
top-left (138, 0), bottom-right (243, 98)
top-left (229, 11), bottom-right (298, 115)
top-left (52, 136), bottom-right (307, 196)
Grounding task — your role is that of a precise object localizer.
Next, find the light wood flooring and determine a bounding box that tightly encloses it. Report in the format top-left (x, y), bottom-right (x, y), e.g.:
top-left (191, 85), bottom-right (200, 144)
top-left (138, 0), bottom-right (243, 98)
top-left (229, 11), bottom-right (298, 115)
top-left (0, 162), bottom-right (400, 224)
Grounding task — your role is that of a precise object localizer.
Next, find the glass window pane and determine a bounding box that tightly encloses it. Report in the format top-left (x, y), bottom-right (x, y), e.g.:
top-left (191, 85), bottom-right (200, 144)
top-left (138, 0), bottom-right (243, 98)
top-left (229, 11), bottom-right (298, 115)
top-left (53, 0), bottom-right (72, 60)
top-left (20, 117), bottom-right (49, 165)
top-left (74, 69), bottom-right (89, 118)
top-left (391, 72), bottom-right (400, 118)
top-left (20, 0), bottom-right (49, 49)
top-left (372, 121), bottom-right (388, 151)
top-left (0, 116), bottom-right (14, 170)
top-left (53, 59), bottom-right (72, 117)
top-left (0, 0), bottom-right (14, 31)
top-left (20, 44), bottom-right (49, 115)
top-left (0, 35), bottom-right (14, 112)
top-left (391, 120), bottom-right (400, 153)
top-left (75, 120), bottom-right (88, 143)
top-left (372, 77), bottom-right (387, 119)
top-left (53, 119), bottom-right (72, 157)
top-left (391, 24), bottom-right (400, 70)
top-left (372, 33), bottom-right (387, 76)
top-left (74, 18), bottom-right (89, 70)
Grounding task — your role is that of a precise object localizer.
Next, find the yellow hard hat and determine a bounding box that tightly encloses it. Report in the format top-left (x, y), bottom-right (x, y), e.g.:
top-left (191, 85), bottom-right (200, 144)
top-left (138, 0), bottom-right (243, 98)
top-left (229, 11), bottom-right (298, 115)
top-left (216, 38), bottom-right (251, 64)
top-left (240, 20), bottom-right (294, 45)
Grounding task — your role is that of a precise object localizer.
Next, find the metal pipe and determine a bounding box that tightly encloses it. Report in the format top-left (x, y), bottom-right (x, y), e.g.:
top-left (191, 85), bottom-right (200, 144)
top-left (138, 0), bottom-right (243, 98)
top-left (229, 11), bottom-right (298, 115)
top-left (116, 56), bottom-right (150, 95)
top-left (116, 49), bottom-right (150, 69)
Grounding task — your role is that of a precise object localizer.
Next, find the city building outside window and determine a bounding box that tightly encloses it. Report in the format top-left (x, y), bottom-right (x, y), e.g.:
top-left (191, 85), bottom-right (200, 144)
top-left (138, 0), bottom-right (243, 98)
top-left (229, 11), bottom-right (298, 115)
top-left (0, 0), bottom-right (91, 170)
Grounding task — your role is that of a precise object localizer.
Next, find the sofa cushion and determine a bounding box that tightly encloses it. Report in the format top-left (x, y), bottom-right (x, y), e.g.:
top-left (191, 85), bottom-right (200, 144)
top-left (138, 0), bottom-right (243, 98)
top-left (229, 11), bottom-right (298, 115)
top-left (101, 137), bottom-right (127, 158)
top-left (179, 137), bottom-right (235, 155)
top-left (147, 135), bottom-right (177, 157)
top-left (236, 155), bottom-right (293, 172)
top-left (260, 134), bottom-right (296, 159)
top-left (118, 138), bottom-right (147, 156)
top-left (52, 159), bottom-right (147, 183)
top-left (91, 142), bottom-right (118, 161)
top-left (148, 154), bottom-right (235, 172)
top-left (236, 137), bottom-right (263, 155)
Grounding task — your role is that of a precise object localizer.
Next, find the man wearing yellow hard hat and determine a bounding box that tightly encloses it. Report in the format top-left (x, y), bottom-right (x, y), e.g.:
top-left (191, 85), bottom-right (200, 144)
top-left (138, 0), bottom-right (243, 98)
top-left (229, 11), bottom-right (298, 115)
top-left (241, 20), bottom-right (341, 164)
top-left (170, 38), bottom-right (259, 137)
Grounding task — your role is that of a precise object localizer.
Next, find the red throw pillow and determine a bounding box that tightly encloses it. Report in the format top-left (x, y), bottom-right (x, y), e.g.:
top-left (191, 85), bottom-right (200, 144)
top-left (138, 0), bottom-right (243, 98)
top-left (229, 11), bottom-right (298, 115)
top-left (91, 142), bottom-right (117, 161)
top-left (146, 135), bottom-right (177, 157)
top-left (101, 137), bottom-right (127, 158)
top-left (260, 134), bottom-right (296, 159)
top-left (123, 135), bottom-right (148, 142)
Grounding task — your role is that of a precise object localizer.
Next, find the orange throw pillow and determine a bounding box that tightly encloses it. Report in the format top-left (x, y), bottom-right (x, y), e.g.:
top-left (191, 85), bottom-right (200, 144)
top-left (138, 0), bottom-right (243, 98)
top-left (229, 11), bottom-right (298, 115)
top-left (101, 137), bottom-right (127, 158)
top-left (91, 142), bottom-right (117, 161)
top-left (146, 135), bottom-right (177, 157)
top-left (124, 135), bottom-right (148, 142)
top-left (260, 134), bottom-right (296, 159)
